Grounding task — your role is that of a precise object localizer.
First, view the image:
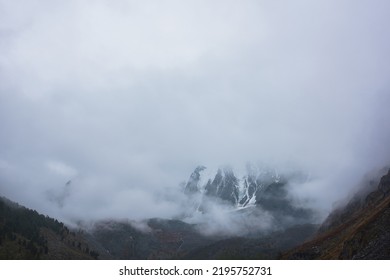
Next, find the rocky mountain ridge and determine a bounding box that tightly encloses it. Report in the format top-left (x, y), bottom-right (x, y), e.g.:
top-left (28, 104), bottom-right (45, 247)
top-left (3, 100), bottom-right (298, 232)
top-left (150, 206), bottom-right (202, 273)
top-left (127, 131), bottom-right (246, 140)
top-left (2, 167), bottom-right (390, 259)
top-left (183, 165), bottom-right (314, 227)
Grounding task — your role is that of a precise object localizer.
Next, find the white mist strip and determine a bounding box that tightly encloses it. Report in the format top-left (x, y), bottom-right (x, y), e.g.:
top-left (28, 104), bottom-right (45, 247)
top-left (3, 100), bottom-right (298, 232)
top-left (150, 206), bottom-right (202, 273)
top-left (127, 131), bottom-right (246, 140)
top-left (0, 260), bottom-right (388, 280)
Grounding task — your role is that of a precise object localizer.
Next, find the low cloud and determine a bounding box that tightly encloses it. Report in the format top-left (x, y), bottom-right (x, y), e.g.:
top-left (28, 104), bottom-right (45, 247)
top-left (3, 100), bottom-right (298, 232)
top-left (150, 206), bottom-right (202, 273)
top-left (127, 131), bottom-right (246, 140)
top-left (1, 0), bottom-right (390, 232)
top-left (185, 200), bottom-right (276, 237)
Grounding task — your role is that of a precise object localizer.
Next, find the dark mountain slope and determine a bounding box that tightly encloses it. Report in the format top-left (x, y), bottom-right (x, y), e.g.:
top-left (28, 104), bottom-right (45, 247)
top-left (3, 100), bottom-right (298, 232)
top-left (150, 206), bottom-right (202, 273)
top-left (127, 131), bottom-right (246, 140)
top-left (89, 218), bottom-right (218, 259)
top-left (183, 223), bottom-right (318, 260)
top-left (282, 169), bottom-right (390, 259)
top-left (0, 196), bottom-right (100, 259)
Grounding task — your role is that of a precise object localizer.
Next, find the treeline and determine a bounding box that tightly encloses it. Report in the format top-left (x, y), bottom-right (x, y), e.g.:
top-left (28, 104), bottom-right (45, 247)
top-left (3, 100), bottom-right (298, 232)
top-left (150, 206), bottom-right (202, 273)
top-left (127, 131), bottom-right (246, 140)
top-left (0, 197), bottom-right (99, 259)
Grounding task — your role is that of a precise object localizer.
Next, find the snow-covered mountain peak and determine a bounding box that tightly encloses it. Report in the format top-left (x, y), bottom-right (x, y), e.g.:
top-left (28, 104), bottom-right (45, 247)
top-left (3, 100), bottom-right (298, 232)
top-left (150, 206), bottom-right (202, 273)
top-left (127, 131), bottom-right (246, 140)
top-left (181, 165), bottom-right (315, 228)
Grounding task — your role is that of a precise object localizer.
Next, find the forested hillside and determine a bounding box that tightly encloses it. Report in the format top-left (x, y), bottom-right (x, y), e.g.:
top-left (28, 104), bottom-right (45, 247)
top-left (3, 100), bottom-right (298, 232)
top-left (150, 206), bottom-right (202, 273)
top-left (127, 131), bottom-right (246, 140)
top-left (0, 196), bottom-right (99, 259)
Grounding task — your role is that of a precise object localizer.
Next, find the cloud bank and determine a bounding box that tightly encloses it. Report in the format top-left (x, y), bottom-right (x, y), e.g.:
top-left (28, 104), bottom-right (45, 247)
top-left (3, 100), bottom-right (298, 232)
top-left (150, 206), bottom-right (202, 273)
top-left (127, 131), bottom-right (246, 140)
top-left (1, 0), bottom-right (390, 226)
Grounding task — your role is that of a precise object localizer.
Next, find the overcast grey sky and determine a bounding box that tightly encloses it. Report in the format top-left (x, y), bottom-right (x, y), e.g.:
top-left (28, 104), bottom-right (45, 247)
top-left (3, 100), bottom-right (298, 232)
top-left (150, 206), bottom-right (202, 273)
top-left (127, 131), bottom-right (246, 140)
top-left (1, 0), bottom-right (390, 224)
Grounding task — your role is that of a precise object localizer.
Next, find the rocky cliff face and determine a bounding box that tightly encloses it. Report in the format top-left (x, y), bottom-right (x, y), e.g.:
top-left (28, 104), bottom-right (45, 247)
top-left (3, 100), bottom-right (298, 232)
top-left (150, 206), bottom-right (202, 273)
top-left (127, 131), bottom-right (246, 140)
top-left (204, 168), bottom-right (240, 205)
top-left (184, 166), bottom-right (206, 195)
top-left (183, 166), bottom-right (314, 226)
top-left (184, 166), bottom-right (284, 208)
